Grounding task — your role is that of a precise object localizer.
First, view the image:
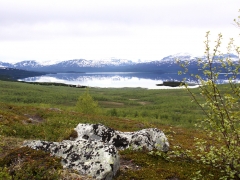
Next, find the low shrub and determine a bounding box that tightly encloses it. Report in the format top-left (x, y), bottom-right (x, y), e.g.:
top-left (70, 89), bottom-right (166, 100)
top-left (0, 147), bottom-right (62, 180)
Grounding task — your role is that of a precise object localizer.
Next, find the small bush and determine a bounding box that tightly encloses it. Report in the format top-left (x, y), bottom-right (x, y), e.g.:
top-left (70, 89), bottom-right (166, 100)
top-left (110, 108), bottom-right (118, 117)
top-left (178, 15), bottom-right (240, 179)
top-left (75, 88), bottom-right (101, 115)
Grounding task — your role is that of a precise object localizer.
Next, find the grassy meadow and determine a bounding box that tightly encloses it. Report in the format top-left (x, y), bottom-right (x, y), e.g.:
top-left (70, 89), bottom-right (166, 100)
top-left (0, 80), bottom-right (227, 179)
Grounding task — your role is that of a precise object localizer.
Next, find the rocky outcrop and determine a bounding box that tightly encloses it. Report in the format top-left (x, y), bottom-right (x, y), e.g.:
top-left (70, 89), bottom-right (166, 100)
top-left (24, 123), bottom-right (169, 179)
top-left (74, 123), bottom-right (169, 152)
top-left (23, 139), bottom-right (119, 180)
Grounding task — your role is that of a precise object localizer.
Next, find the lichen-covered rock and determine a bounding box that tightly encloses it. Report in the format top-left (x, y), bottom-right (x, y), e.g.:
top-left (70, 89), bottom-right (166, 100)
top-left (74, 123), bottom-right (169, 152)
top-left (24, 123), bottom-right (169, 179)
top-left (23, 139), bottom-right (119, 180)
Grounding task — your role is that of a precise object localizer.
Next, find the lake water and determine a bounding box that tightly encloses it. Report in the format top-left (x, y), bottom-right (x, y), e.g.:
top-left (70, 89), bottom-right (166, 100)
top-left (18, 72), bottom-right (238, 89)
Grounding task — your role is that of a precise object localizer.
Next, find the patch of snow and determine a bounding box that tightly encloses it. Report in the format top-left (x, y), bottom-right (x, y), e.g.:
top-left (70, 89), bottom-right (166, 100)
top-left (37, 59), bottom-right (64, 66)
top-left (172, 52), bottom-right (193, 57)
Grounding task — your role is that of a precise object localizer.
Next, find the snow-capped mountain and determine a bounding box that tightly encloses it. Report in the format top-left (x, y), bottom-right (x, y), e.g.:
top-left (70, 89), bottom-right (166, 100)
top-left (1, 53), bottom-right (238, 73)
top-left (54, 58), bottom-right (135, 68)
top-left (13, 60), bottom-right (44, 69)
top-left (0, 61), bottom-right (12, 68)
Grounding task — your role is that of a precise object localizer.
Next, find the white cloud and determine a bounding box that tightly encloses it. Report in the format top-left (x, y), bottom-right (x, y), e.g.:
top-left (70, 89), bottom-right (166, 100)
top-left (0, 0), bottom-right (239, 63)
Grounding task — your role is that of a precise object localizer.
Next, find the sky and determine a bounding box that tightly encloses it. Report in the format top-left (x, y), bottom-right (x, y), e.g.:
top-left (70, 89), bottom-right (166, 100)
top-left (0, 0), bottom-right (239, 64)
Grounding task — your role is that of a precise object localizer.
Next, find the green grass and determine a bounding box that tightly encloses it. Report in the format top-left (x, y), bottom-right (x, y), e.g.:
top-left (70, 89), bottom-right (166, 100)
top-left (0, 80), bottom-right (229, 179)
top-left (0, 80), bottom-right (205, 128)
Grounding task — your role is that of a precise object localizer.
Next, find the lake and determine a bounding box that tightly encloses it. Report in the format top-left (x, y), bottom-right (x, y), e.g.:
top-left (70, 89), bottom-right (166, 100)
top-left (18, 72), bottom-right (238, 89)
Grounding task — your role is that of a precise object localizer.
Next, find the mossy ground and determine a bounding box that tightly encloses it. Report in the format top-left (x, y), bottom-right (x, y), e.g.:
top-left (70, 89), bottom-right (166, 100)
top-left (0, 80), bottom-right (228, 179)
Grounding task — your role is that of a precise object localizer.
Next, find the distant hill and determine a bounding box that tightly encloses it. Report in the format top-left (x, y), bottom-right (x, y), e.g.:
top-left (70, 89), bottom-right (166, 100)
top-left (0, 53), bottom-right (238, 74)
top-left (0, 67), bottom-right (46, 81)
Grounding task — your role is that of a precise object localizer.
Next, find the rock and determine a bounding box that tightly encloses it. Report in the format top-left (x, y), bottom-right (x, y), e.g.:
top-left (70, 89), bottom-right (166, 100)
top-left (23, 139), bottom-right (119, 180)
top-left (74, 123), bottom-right (169, 152)
top-left (23, 123), bottom-right (169, 179)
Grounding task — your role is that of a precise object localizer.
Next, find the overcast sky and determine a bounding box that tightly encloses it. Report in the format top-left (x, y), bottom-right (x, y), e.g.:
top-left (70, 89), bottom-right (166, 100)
top-left (0, 0), bottom-right (239, 63)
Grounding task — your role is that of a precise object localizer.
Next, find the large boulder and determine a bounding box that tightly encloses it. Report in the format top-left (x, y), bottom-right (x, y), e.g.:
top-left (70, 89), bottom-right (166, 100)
top-left (74, 123), bottom-right (169, 152)
top-left (23, 139), bottom-right (119, 180)
top-left (23, 123), bottom-right (169, 179)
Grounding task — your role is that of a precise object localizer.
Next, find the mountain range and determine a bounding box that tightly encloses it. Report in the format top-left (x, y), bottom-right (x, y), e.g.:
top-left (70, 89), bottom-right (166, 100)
top-left (0, 53), bottom-right (238, 74)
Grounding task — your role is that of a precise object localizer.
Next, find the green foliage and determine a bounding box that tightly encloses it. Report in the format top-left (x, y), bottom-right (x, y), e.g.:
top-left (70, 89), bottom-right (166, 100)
top-left (75, 88), bottom-right (101, 115)
top-left (178, 16), bottom-right (240, 179)
top-left (0, 80), bottom-right (205, 128)
top-left (117, 147), bottom-right (222, 180)
top-left (0, 75), bottom-right (234, 179)
top-left (109, 108), bottom-right (118, 116)
top-left (0, 166), bottom-right (11, 180)
top-left (0, 91), bottom-right (229, 179)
